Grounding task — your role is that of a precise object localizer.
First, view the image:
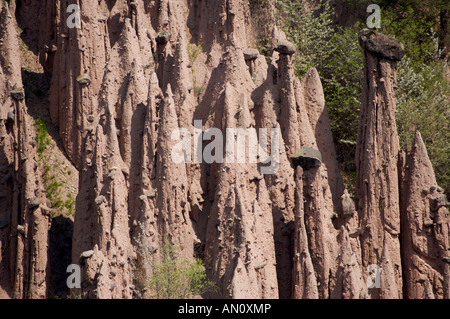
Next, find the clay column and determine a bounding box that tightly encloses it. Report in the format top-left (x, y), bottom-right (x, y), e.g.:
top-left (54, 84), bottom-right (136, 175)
top-left (356, 29), bottom-right (404, 298)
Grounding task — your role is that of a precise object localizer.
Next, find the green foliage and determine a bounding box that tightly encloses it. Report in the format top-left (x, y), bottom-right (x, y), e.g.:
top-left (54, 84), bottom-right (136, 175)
top-left (320, 24), bottom-right (364, 144)
top-left (44, 173), bottom-right (75, 217)
top-left (34, 118), bottom-right (51, 159)
top-left (187, 42), bottom-right (203, 63)
top-left (255, 36), bottom-right (271, 62)
top-left (380, 0), bottom-right (450, 67)
top-left (64, 193), bottom-right (76, 216)
top-left (193, 77), bottom-right (204, 100)
top-left (148, 240), bottom-right (216, 299)
top-left (381, 8), bottom-right (440, 63)
top-left (35, 119), bottom-right (76, 217)
top-left (188, 42), bottom-right (205, 101)
top-left (396, 58), bottom-right (450, 191)
top-left (276, 0), bottom-right (363, 193)
top-left (275, 0), bottom-right (335, 77)
top-left (43, 164), bottom-right (76, 217)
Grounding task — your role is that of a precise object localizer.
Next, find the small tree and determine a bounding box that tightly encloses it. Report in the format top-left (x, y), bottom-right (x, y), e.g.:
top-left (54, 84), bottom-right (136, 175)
top-left (148, 240), bottom-right (216, 299)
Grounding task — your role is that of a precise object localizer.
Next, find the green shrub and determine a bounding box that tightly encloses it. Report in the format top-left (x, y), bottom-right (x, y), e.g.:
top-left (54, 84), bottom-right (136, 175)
top-left (187, 42), bottom-right (203, 63)
top-left (45, 178), bottom-right (62, 200)
top-left (396, 58), bottom-right (449, 192)
top-left (34, 118), bottom-right (50, 159)
top-left (275, 0), bottom-right (335, 78)
top-left (148, 240), bottom-right (216, 299)
top-left (255, 36), bottom-right (272, 62)
top-left (380, 5), bottom-right (449, 193)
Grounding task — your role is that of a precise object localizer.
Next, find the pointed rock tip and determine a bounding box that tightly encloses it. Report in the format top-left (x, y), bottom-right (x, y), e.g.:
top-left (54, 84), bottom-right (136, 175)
top-left (413, 130), bottom-right (424, 148)
top-left (161, 84), bottom-right (177, 120)
top-left (291, 146), bottom-right (322, 170)
top-left (123, 17), bottom-right (133, 33)
top-left (304, 67), bottom-right (320, 79)
top-left (165, 83), bottom-right (174, 98)
top-left (271, 25), bottom-right (288, 47)
top-left (411, 130), bottom-right (431, 162)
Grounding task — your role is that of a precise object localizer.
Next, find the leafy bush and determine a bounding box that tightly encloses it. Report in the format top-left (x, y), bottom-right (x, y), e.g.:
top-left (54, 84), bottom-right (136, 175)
top-left (380, 5), bottom-right (449, 193)
top-left (396, 57), bottom-right (449, 191)
top-left (275, 0), bottom-right (335, 77)
top-left (147, 240), bottom-right (216, 299)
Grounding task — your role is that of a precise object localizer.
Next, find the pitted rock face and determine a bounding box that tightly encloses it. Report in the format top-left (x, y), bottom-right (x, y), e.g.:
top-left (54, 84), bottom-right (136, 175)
top-left (358, 29), bottom-right (405, 61)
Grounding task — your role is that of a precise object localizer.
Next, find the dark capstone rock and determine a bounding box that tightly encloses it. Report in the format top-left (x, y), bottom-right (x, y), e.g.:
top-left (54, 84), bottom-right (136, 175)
top-left (11, 87), bottom-right (25, 101)
top-left (274, 41), bottom-right (296, 55)
top-left (430, 193), bottom-right (448, 211)
top-left (291, 146), bottom-right (322, 170)
top-left (156, 31), bottom-right (170, 45)
top-left (358, 29), bottom-right (404, 61)
top-left (341, 190), bottom-right (356, 217)
top-left (243, 48), bottom-right (259, 61)
top-left (28, 196), bottom-right (41, 209)
top-left (7, 110), bottom-right (15, 122)
top-left (76, 73), bottom-right (91, 85)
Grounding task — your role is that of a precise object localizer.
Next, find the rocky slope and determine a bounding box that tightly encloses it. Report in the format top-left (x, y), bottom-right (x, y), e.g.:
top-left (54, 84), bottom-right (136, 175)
top-left (0, 0), bottom-right (448, 299)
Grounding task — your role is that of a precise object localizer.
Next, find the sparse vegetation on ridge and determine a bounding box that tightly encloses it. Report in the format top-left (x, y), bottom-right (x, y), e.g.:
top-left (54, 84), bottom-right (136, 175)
top-left (275, 0), bottom-right (450, 194)
top-left (147, 240), bottom-right (216, 299)
top-left (34, 119), bottom-right (76, 217)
